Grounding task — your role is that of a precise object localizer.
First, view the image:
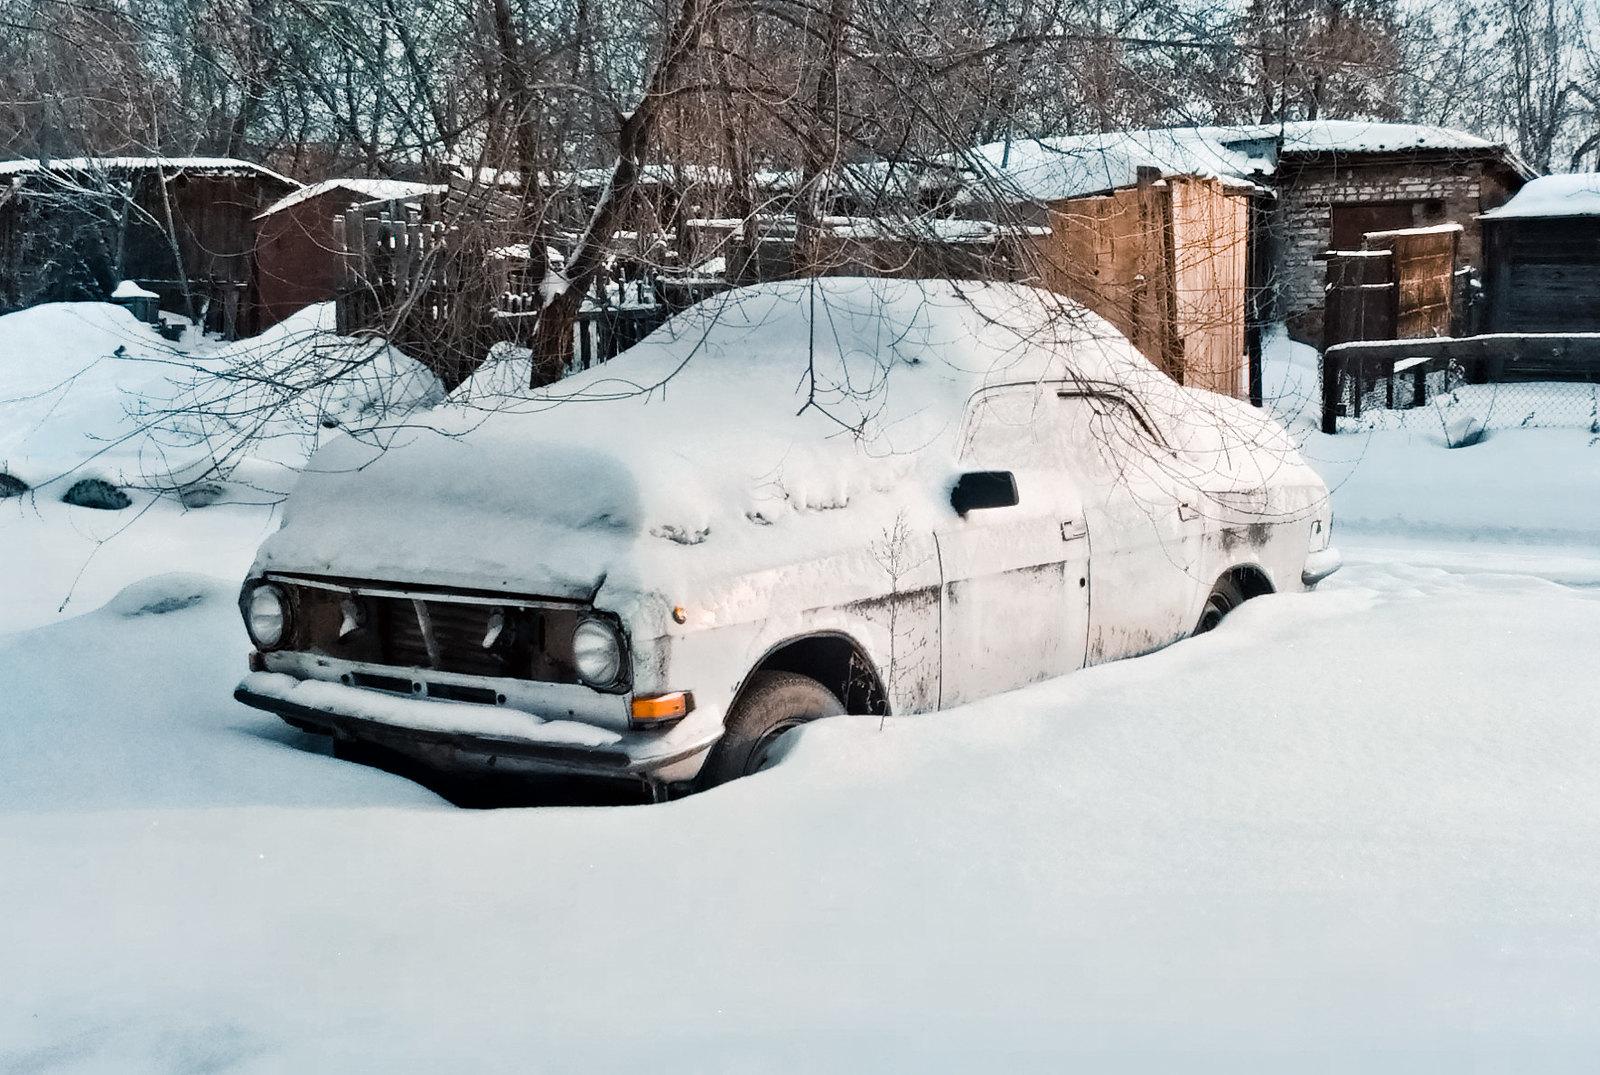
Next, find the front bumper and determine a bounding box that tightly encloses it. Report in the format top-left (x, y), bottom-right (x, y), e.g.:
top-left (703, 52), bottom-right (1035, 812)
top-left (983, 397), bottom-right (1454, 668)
top-left (235, 673), bottom-right (714, 783)
top-left (1302, 546), bottom-right (1343, 587)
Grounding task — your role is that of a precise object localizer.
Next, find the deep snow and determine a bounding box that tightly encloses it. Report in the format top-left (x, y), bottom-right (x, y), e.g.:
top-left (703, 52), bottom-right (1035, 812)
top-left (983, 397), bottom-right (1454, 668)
top-left (0, 301), bottom-right (442, 497)
top-left (3, 305), bottom-right (1600, 1070)
top-left (3, 560), bottom-right (1599, 1070)
top-left (0, 301), bottom-right (442, 631)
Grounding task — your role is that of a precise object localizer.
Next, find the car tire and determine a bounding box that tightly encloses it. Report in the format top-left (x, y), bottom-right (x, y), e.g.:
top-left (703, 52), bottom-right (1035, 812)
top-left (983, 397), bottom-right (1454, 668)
top-left (695, 671), bottom-right (845, 790)
top-left (1195, 575), bottom-right (1247, 635)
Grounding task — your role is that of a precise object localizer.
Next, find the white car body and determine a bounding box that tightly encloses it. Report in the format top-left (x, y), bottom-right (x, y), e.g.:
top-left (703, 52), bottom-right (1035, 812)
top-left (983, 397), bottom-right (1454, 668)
top-left (233, 280), bottom-right (1338, 794)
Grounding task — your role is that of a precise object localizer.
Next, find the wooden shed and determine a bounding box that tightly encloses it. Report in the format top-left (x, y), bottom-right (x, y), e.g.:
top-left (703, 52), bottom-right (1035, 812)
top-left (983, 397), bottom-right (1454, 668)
top-left (1480, 174), bottom-right (1600, 333)
top-left (255, 178), bottom-right (439, 330)
top-left (1018, 172), bottom-right (1253, 397)
top-left (961, 131), bottom-right (1258, 397)
top-left (0, 157), bottom-right (299, 336)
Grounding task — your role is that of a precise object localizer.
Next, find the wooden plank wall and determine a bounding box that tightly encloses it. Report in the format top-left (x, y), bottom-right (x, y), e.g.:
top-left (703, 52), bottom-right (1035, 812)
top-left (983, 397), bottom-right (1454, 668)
top-left (1363, 224), bottom-right (1459, 338)
top-left (1484, 218), bottom-right (1600, 333)
top-left (1024, 175), bottom-right (1249, 396)
top-left (1168, 177), bottom-right (1248, 397)
top-left (1027, 178), bottom-right (1177, 379)
top-left (1323, 251), bottom-right (1396, 346)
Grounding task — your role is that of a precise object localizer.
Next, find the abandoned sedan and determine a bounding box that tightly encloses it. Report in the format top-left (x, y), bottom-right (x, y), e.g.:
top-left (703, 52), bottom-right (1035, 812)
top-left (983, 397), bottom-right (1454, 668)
top-left (233, 280), bottom-right (1339, 797)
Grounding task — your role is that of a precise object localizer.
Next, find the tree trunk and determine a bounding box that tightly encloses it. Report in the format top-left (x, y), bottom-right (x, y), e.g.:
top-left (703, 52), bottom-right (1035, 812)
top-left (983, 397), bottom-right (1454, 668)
top-left (792, 0), bottom-right (851, 278)
top-left (528, 0), bottom-right (719, 386)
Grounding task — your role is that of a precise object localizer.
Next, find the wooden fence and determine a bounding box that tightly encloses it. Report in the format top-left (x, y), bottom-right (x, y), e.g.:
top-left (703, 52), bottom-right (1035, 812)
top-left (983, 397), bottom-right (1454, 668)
top-left (493, 301), bottom-right (669, 374)
top-left (1324, 224), bottom-right (1462, 348)
top-left (333, 179), bottom-right (737, 384)
top-left (1321, 333), bottom-right (1600, 433)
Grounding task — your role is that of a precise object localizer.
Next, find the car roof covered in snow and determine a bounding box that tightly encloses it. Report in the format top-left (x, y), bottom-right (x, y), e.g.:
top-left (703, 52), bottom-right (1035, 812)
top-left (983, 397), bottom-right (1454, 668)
top-left (1480, 173), bottom-right (1600, 219)
top-left (453, 278), bottom-right (1177, 436)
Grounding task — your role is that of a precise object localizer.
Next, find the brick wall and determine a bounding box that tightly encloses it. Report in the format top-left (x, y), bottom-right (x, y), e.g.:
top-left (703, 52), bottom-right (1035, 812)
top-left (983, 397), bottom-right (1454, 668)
top-left (1265, 154), bottom-right (1522, 344)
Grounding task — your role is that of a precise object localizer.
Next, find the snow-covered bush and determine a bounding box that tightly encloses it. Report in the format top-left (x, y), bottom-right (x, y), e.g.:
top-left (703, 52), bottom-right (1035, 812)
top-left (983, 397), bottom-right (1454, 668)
top-left (0, 301), bottom-right (445, 501)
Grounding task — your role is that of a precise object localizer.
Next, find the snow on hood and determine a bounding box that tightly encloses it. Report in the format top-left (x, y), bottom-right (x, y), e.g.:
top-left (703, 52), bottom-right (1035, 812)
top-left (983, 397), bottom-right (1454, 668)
top-left (255, 279), bottom-right (1300, 601)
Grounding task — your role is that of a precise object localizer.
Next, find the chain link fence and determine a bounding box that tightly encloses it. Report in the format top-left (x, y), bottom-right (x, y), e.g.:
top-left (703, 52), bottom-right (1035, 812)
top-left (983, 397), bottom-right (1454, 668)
top-left (1321, 335), bottom-right (1600, 442)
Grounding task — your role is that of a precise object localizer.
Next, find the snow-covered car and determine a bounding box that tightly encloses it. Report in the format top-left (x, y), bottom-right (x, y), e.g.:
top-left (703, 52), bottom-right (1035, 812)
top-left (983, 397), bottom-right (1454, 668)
top-left (233, 280), bottom-right (1340, 797)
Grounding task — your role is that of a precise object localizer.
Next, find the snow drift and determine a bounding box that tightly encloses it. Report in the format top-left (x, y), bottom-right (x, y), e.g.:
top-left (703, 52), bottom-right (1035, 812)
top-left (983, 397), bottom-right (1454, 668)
top-left (0, 301), bottom-right (443, 497)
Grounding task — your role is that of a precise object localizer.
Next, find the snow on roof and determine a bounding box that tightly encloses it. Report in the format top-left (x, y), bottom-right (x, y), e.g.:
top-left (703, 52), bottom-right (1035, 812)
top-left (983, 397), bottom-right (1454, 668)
top-left (961, 128), bottom-right (1268, 204)
top-left (451, 162), bottom-right (736, 192)
top-left (110, 280), bottom-right (159, 300)
top-left (255, 278), bottom-right (1303, 598)
top-left (1480, 173), bottom-right (1600, 219)
top-left (824, 215), bottom-right (1049, 243)
top-left (0, 156), bottom-right (299, 188)
top-left (963, 121), bottom-right (1516, 204)
top-left (257, 178), bottom-right (440, 218)
top-left (1244, 119), bottom-right (1502, 156)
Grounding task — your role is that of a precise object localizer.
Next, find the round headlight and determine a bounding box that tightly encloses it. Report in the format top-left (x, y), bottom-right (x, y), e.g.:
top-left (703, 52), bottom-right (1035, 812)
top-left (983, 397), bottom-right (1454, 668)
top-left (572, 617), bottom-right (623, 688)
top-left (245, 583), bottom-right (290, 650)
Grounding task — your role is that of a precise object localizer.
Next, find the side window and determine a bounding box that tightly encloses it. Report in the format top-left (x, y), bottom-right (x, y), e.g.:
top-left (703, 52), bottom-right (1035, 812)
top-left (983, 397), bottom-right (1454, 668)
top-left (1056, 392), bottom-right (1164, 481)
top-left (959, 385), bottom-right (1065, 468)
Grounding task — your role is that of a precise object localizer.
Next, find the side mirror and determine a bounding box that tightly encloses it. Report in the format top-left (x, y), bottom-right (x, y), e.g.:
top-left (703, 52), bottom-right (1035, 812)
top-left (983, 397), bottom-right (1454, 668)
top-left (950, 470), bottom-right (1019, 516)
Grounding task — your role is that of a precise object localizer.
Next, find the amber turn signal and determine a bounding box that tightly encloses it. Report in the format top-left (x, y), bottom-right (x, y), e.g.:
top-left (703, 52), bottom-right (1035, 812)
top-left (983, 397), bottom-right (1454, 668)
top-left (630, 691), bottom-right (695, 724)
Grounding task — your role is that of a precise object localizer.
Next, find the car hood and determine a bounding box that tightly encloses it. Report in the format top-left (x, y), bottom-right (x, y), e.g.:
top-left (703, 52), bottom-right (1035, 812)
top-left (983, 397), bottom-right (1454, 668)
top-left (250, 397), bottom-right (954, 606)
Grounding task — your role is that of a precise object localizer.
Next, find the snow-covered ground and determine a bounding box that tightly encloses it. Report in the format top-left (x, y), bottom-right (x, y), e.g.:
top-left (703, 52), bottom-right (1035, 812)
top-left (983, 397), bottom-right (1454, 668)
top-left (0, 302), bottom-right (442, 631)
top-left (0, 300), bottom-right (441, 498)
top-left (3, 311), bottom-right (1599, 1070)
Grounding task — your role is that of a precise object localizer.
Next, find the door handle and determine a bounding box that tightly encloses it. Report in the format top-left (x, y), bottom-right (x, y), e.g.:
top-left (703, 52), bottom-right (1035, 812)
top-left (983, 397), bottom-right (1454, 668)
top-left (1060, 520), bottom-right (1088, 541)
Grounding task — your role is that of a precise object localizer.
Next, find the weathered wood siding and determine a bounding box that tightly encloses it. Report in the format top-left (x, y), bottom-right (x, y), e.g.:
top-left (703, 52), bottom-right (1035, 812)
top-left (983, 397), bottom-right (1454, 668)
top-left (1169, 177), bottom-right (1249, 397)
top-left (1025, 175), bottom-right (1249, 396)
top-left (1363, 225), bottom-right (1459, 339)
top-left (1323, 250), bottom-right (1396, 346)
top-left (1483, 218), bottom-right (1600, 333)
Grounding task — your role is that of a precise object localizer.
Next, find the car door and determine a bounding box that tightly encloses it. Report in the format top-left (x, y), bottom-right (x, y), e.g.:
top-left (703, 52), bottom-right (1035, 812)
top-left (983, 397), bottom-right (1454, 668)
top-left (934, 383), bottom-right (1092, 707)
top-left (1055, 388), bottom-right (1205, 664)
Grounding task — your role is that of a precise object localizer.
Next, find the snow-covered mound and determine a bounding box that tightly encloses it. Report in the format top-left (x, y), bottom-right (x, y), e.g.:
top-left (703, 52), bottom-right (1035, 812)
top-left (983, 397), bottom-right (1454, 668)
top-left (0, 301), bottom-right (443, 497)
top-left (1258, 321), bottom-right (1600, 546)
top-left (258, 279), bottom-right (1313, 596)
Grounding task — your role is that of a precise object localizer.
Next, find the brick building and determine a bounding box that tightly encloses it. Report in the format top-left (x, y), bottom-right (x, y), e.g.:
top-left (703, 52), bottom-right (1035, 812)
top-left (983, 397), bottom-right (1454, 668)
top-left (1246, 122), bottom-right (1531, 342)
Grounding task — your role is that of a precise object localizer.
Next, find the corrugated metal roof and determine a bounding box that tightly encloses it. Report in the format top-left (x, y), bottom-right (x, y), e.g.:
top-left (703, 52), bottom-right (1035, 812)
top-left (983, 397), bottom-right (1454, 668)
top-left (257, 178), bottom-right (441, 218)
top-left (0, 156), bottom-right (300, 188)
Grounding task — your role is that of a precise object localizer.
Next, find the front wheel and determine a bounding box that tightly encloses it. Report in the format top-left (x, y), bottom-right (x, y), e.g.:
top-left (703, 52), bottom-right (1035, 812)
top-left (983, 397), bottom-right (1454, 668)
top-left (695, 671), bottom-right (844, 790)
top-left (1195, 576), bottom-right (1246, 635)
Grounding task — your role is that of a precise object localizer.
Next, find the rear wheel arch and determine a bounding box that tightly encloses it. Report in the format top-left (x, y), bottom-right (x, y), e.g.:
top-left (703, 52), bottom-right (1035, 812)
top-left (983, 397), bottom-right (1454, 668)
top-left (1219, 562), bottom-right (1275, 601)
top-left (1195, 563), bottom-right (1275, 634)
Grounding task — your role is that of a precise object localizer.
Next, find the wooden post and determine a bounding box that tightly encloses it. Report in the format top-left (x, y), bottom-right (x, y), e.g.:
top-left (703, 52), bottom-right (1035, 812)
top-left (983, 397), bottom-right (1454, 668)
top-left (1321, 348), bottom-right (1342, 435)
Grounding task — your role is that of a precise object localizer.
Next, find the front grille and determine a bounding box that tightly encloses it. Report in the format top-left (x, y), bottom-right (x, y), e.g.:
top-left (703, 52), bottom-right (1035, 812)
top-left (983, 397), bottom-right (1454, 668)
top-left (417, 600), bottom-right (504, 677)
top-left (274, 579), bottom-right (596, 685)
